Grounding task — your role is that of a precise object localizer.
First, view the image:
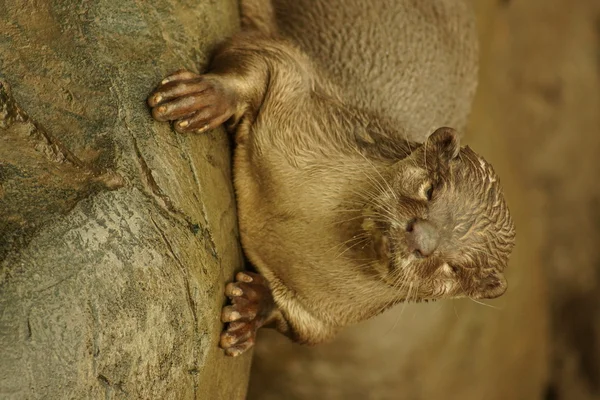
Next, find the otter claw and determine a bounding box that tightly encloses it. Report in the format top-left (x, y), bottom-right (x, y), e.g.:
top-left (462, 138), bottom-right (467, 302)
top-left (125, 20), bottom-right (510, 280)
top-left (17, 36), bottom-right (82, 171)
top-left (225, 283), bottom-right (243, 297)
top-left (236, 272), bottom-right (254, 283)
top-left (223, 339), bottom-right (255, 357)
top-left (221, 306), bottom-right (242, 322)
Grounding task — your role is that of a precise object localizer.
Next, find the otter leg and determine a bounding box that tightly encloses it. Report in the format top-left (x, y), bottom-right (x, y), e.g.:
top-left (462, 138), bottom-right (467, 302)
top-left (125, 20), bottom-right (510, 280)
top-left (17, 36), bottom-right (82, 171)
top-left (220, 271), bottom-right (281, 357)
top-left (147, 69), bottom-right (240, 134)
top-left (148, 32), bottom-right (316, 138)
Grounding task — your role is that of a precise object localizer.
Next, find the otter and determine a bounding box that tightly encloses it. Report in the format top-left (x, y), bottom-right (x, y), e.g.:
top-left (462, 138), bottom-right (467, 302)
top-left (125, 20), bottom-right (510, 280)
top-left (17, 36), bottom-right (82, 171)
top-left (147, 0), bottom-right (516, 357)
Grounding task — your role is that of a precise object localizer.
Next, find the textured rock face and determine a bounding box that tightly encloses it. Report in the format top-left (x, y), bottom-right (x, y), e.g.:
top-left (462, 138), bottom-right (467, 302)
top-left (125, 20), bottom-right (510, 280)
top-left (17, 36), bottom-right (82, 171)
top-left (0, 1), bottom-right (250, 399)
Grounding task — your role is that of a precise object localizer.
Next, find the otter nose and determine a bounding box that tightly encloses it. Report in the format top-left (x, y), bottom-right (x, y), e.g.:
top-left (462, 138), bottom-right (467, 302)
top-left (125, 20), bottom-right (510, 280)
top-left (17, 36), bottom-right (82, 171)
top-left (406, 219), bottom-right (440, 257)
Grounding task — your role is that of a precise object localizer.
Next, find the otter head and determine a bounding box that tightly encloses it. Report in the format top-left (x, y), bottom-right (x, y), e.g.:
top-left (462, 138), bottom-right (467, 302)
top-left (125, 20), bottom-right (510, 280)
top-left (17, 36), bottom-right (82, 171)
top-left (365, 127), bottom-right (515, 302)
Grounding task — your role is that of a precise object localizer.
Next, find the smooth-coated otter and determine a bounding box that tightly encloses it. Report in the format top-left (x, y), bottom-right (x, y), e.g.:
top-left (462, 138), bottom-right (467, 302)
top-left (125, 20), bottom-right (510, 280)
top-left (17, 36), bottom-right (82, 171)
top-left (147, 0), bottom-right (516, 356)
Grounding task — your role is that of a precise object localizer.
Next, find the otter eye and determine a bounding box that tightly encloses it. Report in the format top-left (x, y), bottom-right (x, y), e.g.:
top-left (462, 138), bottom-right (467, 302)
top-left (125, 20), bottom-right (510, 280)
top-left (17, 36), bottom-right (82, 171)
top-left (419, 181), bottom-right (434, 201)
top-left (425, 184), bottom-right (434, 201)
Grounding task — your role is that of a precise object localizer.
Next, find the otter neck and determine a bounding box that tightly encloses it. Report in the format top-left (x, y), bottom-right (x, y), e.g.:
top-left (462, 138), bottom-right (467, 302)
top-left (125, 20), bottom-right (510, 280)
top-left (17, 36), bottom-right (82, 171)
top-left (318, 89), bottom-right (422, 162)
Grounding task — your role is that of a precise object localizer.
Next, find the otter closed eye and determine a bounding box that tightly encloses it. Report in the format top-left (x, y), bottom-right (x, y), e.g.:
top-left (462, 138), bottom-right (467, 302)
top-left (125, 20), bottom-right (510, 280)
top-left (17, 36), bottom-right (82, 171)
top-left (425, 183), bottom-right (434, 201)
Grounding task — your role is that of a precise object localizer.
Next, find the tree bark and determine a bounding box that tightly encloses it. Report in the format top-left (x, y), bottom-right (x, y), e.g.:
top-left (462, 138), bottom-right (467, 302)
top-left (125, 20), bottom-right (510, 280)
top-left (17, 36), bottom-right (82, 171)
top-left (0, 1), bottom-right (250, 399)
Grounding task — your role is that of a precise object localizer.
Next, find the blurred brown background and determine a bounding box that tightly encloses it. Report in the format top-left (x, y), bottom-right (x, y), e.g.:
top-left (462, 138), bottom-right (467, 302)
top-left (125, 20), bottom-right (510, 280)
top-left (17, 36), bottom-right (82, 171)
top-left (247, 0), bottom-right (600, 399)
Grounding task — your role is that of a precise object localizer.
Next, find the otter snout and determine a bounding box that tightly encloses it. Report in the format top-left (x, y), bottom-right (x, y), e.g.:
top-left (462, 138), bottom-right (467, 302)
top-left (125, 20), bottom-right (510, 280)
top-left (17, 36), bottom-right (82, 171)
top-left (406, 219), bottom-right (440, 257)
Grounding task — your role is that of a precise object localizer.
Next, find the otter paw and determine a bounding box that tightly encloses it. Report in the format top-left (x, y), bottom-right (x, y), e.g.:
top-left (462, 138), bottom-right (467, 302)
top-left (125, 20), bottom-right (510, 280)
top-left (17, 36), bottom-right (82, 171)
top-left (147, 69), bottom-right (236, 134)
top-left (220, 271), bottom-right (275, 357)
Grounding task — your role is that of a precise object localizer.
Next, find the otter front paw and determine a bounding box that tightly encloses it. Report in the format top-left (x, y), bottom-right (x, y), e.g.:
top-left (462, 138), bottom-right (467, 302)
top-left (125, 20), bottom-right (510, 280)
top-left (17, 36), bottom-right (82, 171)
top-left (220, 271), bottom-right (275, 357)
top-left (147, 69), bottom-right (237, 134)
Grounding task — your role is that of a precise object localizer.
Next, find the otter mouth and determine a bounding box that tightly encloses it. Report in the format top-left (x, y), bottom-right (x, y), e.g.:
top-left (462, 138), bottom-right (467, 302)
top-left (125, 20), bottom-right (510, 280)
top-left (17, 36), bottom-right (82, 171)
top-left (372, 226), bottom-right (411, 280)
top-left (373, 230), bottom-right (391, 263)
top-left (362, 216), bottom-right (391, 260)
top-left (361, 214), bottom-right (426, 285)
top-left (359, 215), bottom-right (393, 273)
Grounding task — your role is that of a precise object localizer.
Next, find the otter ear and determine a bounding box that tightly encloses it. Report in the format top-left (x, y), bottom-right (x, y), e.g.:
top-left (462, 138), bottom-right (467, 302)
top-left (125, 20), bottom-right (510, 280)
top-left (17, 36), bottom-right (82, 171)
top-left (427, 127), bottom-right (460, 162)
top-left (474, 271), bottom-right (507, 299)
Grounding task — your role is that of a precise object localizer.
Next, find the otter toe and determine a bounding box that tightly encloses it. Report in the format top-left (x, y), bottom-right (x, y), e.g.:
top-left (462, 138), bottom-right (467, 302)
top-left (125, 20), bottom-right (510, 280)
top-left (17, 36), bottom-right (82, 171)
top-left (148, 73), bottom-right (237, 133)
top-left (220, 271), bottom-right (276, 357)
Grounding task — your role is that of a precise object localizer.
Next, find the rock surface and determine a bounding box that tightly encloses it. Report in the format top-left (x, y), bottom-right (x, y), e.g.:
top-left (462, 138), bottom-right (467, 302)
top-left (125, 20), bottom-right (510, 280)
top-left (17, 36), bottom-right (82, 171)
top-left (0, 1), bottom-right (250, 399)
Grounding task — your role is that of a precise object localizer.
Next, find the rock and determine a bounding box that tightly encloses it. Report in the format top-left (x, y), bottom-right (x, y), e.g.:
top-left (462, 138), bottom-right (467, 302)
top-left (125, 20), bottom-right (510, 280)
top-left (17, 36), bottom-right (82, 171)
top-left (0, 1), bottom-right (250, 399)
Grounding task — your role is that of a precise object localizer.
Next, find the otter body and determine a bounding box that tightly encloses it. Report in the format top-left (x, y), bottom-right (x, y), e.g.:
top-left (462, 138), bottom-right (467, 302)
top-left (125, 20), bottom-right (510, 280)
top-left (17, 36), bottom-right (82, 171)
top-left (246, 0), bottom-right (478, 141)
top-left (148, 0), bottom-right (515, 356)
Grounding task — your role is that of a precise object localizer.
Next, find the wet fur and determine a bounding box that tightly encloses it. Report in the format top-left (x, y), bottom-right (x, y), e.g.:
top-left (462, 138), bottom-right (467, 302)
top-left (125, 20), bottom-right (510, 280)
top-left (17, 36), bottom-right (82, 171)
top-left (241, 0), bottom-right (479, 141)
top-left (204, 24), bottom-right (515, 342)
top-left (150, 0), bottom-right (516, 345)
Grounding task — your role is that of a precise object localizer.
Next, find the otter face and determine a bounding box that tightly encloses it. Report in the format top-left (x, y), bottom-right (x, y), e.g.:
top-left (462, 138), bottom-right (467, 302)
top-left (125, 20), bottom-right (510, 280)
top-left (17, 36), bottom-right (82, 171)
top-left (367, 127), bottom-right (515, 302)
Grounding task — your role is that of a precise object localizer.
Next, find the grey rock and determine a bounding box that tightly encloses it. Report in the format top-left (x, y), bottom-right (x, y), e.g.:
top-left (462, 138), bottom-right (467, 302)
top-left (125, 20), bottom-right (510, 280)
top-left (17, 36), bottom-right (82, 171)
top-left (0, 1), bottom-right (249, 399)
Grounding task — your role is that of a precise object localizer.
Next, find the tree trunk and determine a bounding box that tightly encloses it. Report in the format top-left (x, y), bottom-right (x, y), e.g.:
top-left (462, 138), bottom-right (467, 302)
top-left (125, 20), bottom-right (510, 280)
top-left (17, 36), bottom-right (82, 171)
top-left (0, 1), bottom-right (250, 399)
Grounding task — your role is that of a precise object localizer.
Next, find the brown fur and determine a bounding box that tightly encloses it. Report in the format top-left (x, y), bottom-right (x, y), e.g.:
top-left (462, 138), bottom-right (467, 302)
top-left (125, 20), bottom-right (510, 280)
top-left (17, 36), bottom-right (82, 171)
top-left (148, 0), bottom-right (515, 346)
top-left (241, 0), bottom-right (479, 141)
